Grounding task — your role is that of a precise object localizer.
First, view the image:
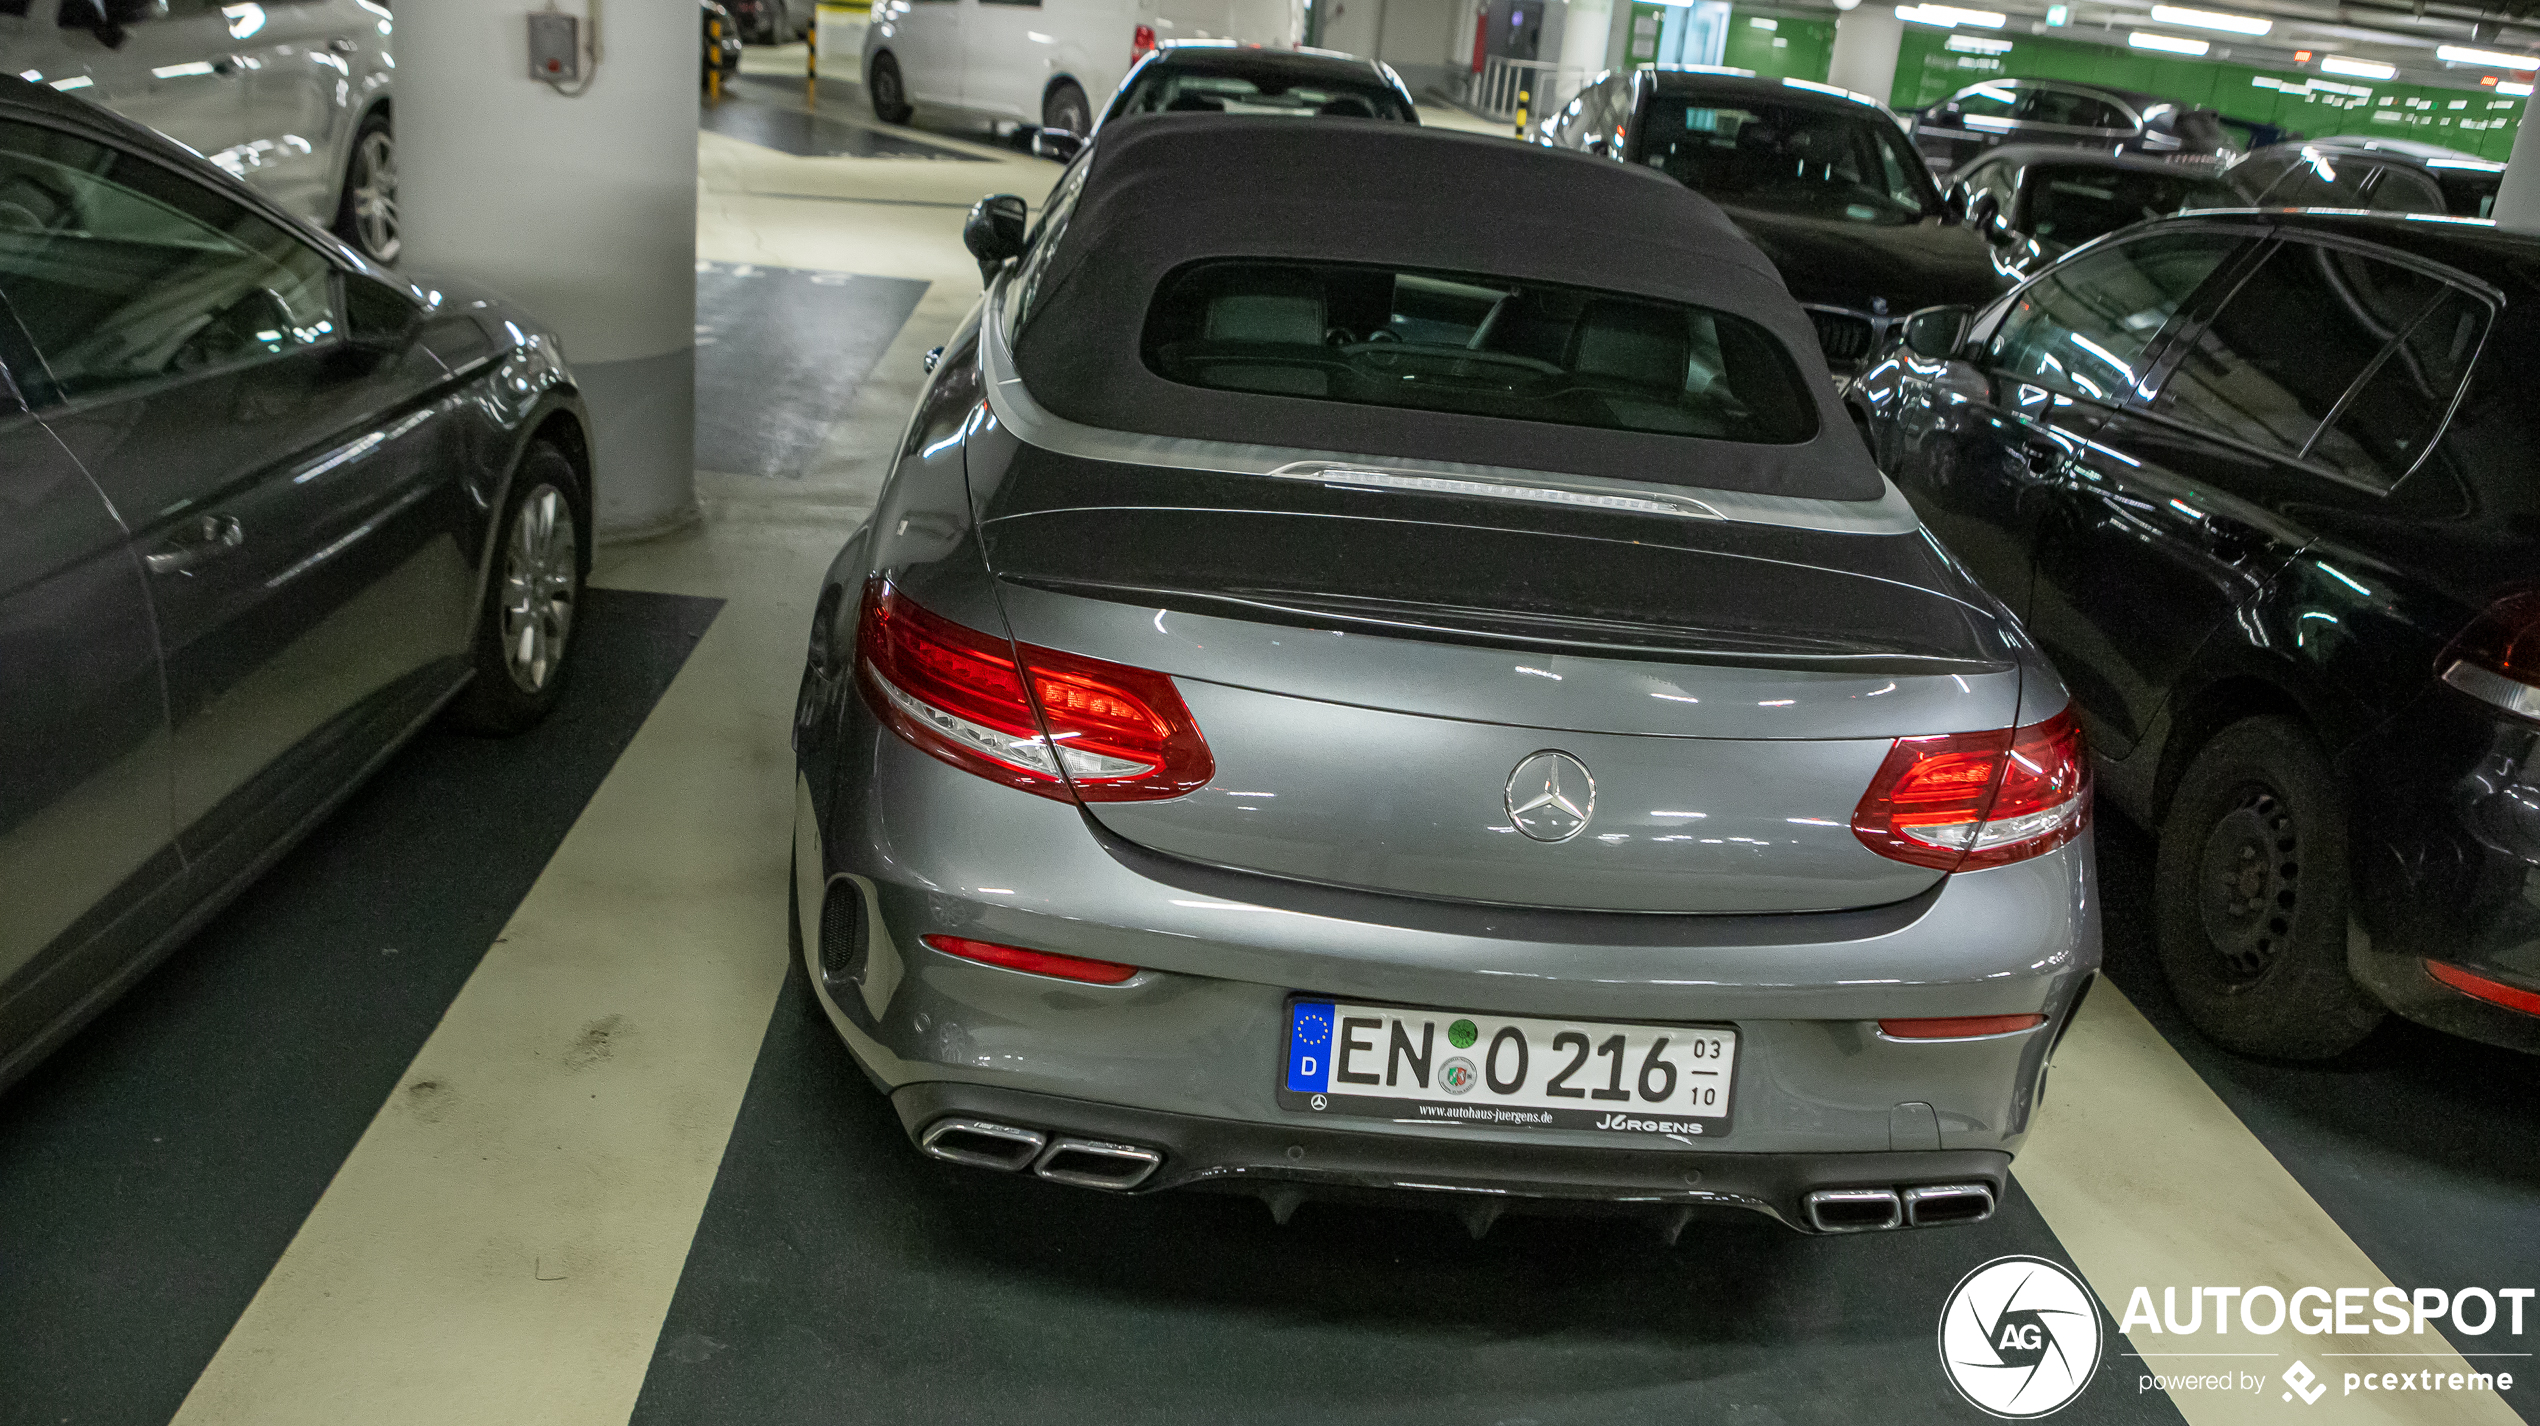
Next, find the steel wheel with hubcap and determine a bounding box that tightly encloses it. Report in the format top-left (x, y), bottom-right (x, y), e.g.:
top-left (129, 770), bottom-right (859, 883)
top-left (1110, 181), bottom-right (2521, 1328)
top-left (447, 445), bottom-right (587, 734)
top-left (335, 112), bottom-right (398, 264)
top-left (2154, 716), bottom-right (2385, 1059)
top-left (870, 54), bottom-right (912, 124)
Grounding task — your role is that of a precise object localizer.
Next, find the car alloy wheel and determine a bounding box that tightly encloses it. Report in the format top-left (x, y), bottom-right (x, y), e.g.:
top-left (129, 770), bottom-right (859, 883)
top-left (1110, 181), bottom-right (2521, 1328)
top-left (349, 125), bottom-right (397, 263)
top-left (2194, 785), bottom-right (2298, 983)
top-left (1044, 80), bottom-right (1091, 138)
top-left (500, 484), bottom-right (577, 694)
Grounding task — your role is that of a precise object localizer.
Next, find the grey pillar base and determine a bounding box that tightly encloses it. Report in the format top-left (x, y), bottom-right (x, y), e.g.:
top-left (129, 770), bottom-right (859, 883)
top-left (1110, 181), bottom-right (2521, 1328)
top-left (577, 345), bottom-right (702, 543)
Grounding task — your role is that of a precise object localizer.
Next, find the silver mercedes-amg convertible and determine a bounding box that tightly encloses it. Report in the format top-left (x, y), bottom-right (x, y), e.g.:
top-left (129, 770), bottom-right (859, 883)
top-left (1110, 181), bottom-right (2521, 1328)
top-left (789, 116), bottom-right (2099, 1236)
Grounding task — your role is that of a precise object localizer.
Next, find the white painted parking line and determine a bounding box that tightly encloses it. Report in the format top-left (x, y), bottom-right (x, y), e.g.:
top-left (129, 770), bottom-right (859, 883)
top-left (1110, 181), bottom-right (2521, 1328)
top-left (2018, 979), bottom-right (2521, 1424)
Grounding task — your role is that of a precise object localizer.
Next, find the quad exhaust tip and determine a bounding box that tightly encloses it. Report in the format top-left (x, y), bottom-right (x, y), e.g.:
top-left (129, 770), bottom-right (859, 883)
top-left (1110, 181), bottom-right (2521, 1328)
top-left (1034, 1136), bottom-right (1164, 1191)
top-left (1804, 1182), bottom-right (1996, 1233)
top-left (918, 1117), bottom-right (1046, 1172)
top-left (916, 1119), bottom-right (1164, 1191)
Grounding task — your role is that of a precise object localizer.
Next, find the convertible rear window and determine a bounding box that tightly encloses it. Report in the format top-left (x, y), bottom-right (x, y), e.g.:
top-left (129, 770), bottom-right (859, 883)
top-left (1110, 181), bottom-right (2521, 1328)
top-left (1139, 260), bottom-right (1817, 444)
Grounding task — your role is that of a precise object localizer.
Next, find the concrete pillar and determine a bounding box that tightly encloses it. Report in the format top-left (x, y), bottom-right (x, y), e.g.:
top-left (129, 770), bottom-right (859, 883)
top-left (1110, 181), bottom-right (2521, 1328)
top-left (1550, 0), bottom-right (1615, 109)
top-left (401, 2), bottom-right (700, 542)
top-left (1827, 3), bottom-right (1905, 107)
top-left (2494, 96), bottom-right (2540, 234)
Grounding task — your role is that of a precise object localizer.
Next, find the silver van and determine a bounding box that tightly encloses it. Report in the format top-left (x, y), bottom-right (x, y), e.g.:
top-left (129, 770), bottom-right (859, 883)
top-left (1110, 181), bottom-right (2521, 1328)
top-left (2, 0), bottom-right (396, 261)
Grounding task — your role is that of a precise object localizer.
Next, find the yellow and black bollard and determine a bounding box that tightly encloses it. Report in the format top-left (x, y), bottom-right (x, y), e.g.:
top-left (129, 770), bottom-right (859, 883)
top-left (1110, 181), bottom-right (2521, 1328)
top-left (1514, 86), bottom-right (1530, 140)
top-left (707, 15), bottom-right (724, 103)
top-left (807, 21), bottom-right (818, 108)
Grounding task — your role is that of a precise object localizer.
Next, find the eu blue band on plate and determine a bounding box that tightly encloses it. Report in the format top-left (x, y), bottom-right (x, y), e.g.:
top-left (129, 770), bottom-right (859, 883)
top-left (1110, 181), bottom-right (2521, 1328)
top-left (1286, 1001), bottom-right (1334, 1092)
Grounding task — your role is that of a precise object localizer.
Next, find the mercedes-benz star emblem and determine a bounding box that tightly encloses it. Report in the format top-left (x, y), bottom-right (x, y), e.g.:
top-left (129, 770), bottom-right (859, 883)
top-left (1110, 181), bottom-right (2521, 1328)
top-left (1506, 750), bottom-right (1595, 843)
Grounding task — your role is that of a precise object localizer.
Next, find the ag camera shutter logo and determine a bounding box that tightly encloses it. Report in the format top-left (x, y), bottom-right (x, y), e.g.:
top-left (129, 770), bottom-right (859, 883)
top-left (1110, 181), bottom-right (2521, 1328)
top-left (1939, 1255), bottom-right (2105, 1418)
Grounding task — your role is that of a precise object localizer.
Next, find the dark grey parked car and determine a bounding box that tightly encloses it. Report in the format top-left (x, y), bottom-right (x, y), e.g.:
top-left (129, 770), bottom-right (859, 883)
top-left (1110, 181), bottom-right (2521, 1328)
top-left (1909, 77), bottom-right (2270, 174)
top-left (2225, 138), bottom-right (2504, 219)
top-left (789, 117), bottom-right (2098, 1237)
top-left (1948, 144), bottom-right (2240, 280)
top-left (0, 77), bottom-right (594, 1090)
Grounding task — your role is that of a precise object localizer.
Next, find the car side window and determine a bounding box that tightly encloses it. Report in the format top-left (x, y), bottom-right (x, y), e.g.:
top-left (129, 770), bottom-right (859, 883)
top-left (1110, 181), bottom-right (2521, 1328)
top-left (2364, 165), bottom-right (2446, 214)
top-left (2148, 240), bottom-right (2451, 460)
top-left (1988, 231), bottom-right (2237, 404)
top-left (2303, 285), bottom-right (2488, 486)
top-left (0, 119), bottom-right (339, 403)
top-left (2019, 88), bottom-right (2112, 129)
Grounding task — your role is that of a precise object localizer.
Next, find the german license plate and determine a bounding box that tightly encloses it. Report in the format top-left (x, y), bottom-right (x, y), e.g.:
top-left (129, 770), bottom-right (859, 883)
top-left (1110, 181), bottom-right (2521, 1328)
top-left (1275, 999), bottom-right (1737, 1137)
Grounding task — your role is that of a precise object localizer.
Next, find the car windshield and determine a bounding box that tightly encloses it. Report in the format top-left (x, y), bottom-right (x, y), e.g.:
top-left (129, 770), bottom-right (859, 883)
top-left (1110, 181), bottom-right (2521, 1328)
top-left (1114, 65), bottom-right (1412, 122)
top-left (1140, 259), bottom-right (1817, 444)
top-left (2028, 167), bottom-right (2239, 252)
top-left (1640, 99), bottom-right (1934, 224)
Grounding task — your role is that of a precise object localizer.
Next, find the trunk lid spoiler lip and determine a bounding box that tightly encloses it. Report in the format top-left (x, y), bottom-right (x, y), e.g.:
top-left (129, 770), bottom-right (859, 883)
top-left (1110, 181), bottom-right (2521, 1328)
top-left (979, 273), bottom-right (1924, 540)
top-left (999, 573), bottom-right (2009, 678)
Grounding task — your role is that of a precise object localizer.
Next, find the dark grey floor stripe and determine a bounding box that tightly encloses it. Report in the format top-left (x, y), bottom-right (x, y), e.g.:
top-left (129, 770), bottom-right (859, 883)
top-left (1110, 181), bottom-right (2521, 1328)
top-left (0, 590), bottom-right (719, 1426)
top-left (629, 958), bottom-right (2185, 1425)
top-left (694, 265), bottom-right (929, 480)
top-left (701, 78), bottom-right (991, 161)
top-left (2093, 815), bottom-right (2540, 1422)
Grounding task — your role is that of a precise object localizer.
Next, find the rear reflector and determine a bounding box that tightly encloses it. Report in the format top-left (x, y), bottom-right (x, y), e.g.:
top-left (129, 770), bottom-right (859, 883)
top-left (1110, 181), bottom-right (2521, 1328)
top-left (1853, 707), bottom-right (2089, 872)
top-left (1878, 1013), bottom-right (2047, 1039)
top-left (856, 578), bottom-right (1213, 801)
top-left (922, 935), bottom-right (1140, 985)
top-left (2424, 960), bottom-right (2540, 1017)
top-left (2441, 591), bottom-right (2540, 721)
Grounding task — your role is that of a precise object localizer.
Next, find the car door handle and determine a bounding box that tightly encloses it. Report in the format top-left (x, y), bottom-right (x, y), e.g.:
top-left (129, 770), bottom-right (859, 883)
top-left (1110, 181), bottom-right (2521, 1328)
top-left (2019, 437), bottom-right (2064, 476)
top-left (145, 514), bottom-right (244, 576)
top-left (328, 37), bottom-right (359, 54)
top-left (210, 55), bottom-right (238, 75)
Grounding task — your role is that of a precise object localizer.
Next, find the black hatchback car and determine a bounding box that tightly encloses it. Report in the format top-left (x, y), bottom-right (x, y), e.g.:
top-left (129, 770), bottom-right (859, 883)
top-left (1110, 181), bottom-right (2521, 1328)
top-left (0, 77), bottom-right (595, 1089)
top-left (1545, 68), bottom-right (2003, 374)
top-left (1852, 209), bottom-right (2540, 1058)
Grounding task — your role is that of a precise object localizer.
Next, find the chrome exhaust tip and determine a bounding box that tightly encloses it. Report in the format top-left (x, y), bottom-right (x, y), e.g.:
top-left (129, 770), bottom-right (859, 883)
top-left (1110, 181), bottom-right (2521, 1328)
top-left (1804, 1187), bottom-right (1904, 1233)
top-left (1904, 1182), bottom-right (1996, 1227)
top-left (1033, 1136), bottom-right (1163, 1191)
top-left (918, 1117), bottom-right (1047, 1172)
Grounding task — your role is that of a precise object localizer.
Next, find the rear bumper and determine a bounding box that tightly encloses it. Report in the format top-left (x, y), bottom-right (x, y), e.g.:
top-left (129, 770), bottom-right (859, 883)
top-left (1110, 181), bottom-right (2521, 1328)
top-left (891, 1079), bottom-right (2012, 1235)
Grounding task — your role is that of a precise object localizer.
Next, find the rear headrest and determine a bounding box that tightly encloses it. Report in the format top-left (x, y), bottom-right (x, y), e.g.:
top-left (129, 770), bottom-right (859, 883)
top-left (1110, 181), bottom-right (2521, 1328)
top-left (1569, 298), bottom-right (1689, 389)
top-left (1317, 96), bottom-right (1376, 118)
top-left (1201, 269), bottom-right (1326, 345)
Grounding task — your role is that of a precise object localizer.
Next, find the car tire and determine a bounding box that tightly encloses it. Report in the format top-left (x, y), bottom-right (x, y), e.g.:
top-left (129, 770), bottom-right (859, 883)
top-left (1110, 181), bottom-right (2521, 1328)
top-left (332, 108), bottom-right (397, 265)
top-left (2153, 716), bottom-right (2386, 1059)
top-left (869, 53), bottom-right (913, 124)
top-left (1043, 79), bottom-right (1091, 137)
top-left (444, 445), bottom-right (588, 735)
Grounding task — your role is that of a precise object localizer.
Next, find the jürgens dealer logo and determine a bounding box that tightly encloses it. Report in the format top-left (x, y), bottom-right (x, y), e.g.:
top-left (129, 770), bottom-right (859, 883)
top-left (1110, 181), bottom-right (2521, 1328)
top-left (1940, 1256), bottom-right (2105, 1418)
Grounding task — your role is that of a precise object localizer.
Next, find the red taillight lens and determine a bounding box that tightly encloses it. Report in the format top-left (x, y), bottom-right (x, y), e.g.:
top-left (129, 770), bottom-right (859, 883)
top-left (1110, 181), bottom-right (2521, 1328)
top-left (1853, 707), bottom-right (2089, 872)
top-left (1131, 23), bottom-right (1156, 61)
top-left (856, 579), bottom-right (1213, 801)
top-left (2424, 960), bottom-right (2540, 1018)
top-left (2440, 591), bottom-right (2540, 721)
top-left (923, 934), bottom-right (1139, 985)
top-left (1878, 1013), bottom-right (2048, 1039)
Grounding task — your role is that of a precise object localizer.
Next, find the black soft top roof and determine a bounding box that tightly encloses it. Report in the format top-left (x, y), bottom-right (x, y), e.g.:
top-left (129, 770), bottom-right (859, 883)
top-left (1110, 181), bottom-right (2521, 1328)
top-left (1133, 44), bottom-right (1393, 88)
top-left (1009, 116), bottom-right (1883, 502)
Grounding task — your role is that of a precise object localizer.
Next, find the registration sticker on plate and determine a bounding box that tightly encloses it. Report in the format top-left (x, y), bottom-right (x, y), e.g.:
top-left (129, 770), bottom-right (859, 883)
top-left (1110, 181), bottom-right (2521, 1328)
top-left (1275, 999), bottom-right (1737, 1136)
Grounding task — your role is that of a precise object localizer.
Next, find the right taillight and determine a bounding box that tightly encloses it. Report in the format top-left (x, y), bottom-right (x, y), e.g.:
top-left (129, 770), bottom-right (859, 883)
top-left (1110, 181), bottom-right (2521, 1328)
top-left (855, 578), bottom-right (1213, 802)
top-left (2440, 590), bottom-right (2540, 722)
top-left (1131, 23), bottom-right (1156, 62)
top-left (1853, 707), bottom-right (2090, 873)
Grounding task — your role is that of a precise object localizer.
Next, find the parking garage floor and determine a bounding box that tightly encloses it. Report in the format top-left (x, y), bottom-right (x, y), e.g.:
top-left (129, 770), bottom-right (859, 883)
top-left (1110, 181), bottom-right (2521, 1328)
top-left (1, 59), bottom-right (2534, 1426)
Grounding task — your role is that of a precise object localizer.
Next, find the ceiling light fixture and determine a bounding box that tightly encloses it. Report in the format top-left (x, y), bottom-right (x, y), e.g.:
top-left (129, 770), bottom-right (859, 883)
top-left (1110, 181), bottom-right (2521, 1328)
top-left (1895, 4), bottom-right (2008, 28)
top-left (2129, 30), bottom-right (2212, 55)
top-left (2436, 44), bottom-right (2540, 71)
top-left (2318, 56), bottom-right (2397, 80)
top-left (2502, 80), bottom-right (2537, 96)
top-left (2149, 5), bottom-right (2271, 36)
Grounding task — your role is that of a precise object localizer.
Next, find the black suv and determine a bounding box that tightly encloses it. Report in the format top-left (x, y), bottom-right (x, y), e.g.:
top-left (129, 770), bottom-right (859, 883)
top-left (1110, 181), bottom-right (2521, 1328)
top-left (1852, 209), bottom-right (2540, 1059)
top-left (1545, 67), bottom-right (2003, 373)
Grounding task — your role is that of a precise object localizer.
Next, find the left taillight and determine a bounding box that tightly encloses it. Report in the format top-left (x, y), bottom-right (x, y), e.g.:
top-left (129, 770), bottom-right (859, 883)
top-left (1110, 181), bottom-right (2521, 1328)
top-left (1852, 707), bottom-right (2090, 873)
top-left (855, 578), bottom-right (1212, 801)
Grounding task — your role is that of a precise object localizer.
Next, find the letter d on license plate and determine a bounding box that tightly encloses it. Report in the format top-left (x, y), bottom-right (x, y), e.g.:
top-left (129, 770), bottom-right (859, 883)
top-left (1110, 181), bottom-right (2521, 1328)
top-left (1276, 998), bottom-right (1736, 1137)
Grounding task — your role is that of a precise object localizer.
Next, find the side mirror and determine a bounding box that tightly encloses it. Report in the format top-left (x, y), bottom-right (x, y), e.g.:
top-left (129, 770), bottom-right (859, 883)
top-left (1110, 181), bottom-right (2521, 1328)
top-left (963, 193), bottom-right (1028, 287)
top-left (341, 270), bottom-right (422, 356)
top-left (1962, 189), bottom-right (2001, 236)
top-left (1902, 304), bottom-right (1973, 362)
top-left (1029, 127), bottom-right (1084, 163)
top-left (61, 0), bottom-right (128, 46)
